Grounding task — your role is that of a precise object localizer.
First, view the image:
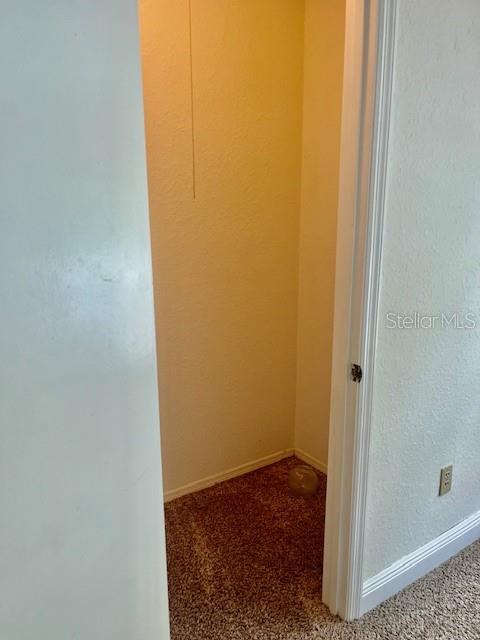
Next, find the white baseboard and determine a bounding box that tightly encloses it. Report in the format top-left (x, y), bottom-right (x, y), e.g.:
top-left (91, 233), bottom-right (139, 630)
top-left (294, 448), bottom-right (328, 475)
top-left (163, 449), bottom-right (294, 502)
top-left (164, 447), bottom-right (328, 502)
top-left (361, 509), bottom-right (480, 615)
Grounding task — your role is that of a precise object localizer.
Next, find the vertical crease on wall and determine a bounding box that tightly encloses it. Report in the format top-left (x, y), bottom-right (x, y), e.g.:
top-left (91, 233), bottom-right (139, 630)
top-left (188, 0), bottom-right (197, 199)
top-left (293, 2), bottom-right (308, 451)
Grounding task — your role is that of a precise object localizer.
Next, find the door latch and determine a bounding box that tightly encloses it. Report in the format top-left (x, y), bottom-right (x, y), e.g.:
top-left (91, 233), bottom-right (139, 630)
top-left (351, 363), bottom-right (362, 383)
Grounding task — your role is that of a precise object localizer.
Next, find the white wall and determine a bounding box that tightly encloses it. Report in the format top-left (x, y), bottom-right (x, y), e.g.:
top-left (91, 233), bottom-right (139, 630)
top-left (0, 3), bottom-right (169, 638)
top-left (295, 0), bottom-right (345, 470)
top-left (364, 0), bottom-right (480, 579)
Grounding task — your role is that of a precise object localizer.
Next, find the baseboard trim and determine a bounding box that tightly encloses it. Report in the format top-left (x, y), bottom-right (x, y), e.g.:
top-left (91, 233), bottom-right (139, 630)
top-left (163, 449), bottom-right (294, 502)
top-left (294, 448), bottom-right (328, 475)
top-left (361, 509), bottom-right (480, 615)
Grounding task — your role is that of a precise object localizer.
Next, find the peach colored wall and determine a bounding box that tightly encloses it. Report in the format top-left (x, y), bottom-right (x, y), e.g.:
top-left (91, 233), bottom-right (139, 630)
top-left (294, 0), bottom-right (345, 469)
top-left (140, 0), bottom-right (305, 494)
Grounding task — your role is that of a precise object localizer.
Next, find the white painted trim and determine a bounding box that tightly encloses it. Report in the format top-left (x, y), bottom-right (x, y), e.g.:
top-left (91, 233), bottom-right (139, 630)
top-left (164, 448), bottom-right (327, 503)
top-left (294, 449), bottom-right (327, 475)
top-left (361, 510), bottom-right (480, 615)
top-left (322, 0), bottom-right (369, 613)
top-left (346, 0), bottom-right (398, 620)
top-left (163, 449), bottom-right (294, 502)
top-left (322, 0), bottom-right (398, 621)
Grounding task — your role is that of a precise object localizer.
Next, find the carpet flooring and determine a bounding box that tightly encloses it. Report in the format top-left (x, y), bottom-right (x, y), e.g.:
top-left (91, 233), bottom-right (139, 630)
top-left (164, 456), bottom-right (480, 639)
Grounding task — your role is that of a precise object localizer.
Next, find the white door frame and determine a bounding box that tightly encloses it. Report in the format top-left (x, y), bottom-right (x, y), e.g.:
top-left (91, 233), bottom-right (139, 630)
top-left (322, 0), bottom-right (397, 621)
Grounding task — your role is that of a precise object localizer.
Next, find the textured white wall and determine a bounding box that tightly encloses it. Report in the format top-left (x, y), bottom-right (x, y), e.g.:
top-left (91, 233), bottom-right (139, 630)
top-left (0, 2), bottom-right (169, 638)
top-left (364, 0), bottom-right (480, 579)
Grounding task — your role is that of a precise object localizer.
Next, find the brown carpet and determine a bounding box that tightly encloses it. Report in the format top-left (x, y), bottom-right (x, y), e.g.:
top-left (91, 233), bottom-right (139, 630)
top-left (165, 456), bottom-right (480, 639)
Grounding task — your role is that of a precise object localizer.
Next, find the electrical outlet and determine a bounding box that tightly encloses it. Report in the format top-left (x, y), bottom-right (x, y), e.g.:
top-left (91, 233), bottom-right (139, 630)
top-left (439, 465), bottom-right (453, 496)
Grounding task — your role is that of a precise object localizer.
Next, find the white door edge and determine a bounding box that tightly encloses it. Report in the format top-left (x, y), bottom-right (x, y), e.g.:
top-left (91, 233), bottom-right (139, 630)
top-left (322, 0), bottom-right (398, 621)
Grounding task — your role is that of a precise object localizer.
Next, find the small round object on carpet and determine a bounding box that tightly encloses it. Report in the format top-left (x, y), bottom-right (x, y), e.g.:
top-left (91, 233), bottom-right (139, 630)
top-left (288, 464), bottom-right (319, 496)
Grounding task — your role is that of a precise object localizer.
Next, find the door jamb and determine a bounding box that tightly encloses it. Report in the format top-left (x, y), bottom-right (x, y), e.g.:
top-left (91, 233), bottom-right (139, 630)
top-left (322, 0), bottom-right (397, 621)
